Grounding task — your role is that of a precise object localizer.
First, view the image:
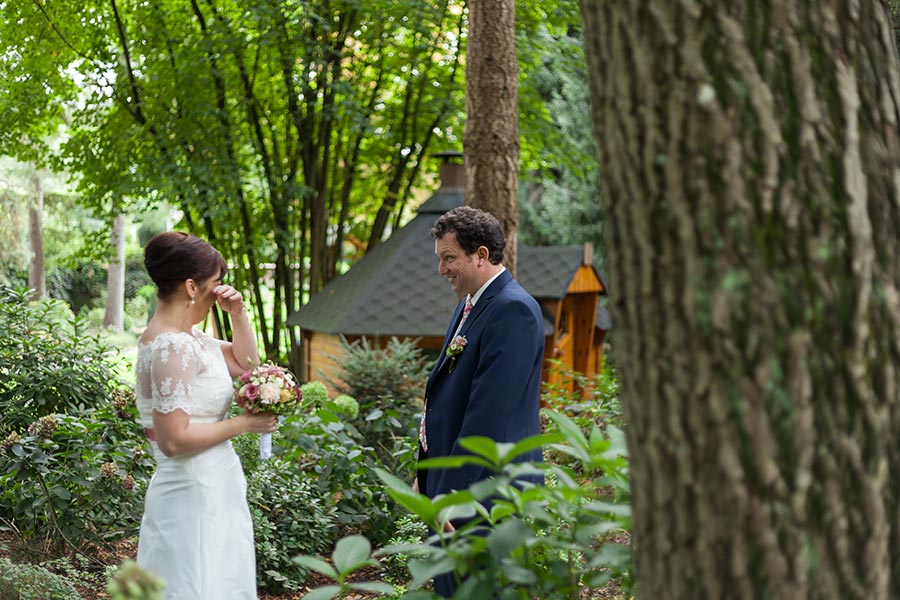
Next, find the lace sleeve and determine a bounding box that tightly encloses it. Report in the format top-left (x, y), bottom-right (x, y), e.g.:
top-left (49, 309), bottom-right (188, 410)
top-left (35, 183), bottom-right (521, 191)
top-left (149, 335), bottom-right (202, 416)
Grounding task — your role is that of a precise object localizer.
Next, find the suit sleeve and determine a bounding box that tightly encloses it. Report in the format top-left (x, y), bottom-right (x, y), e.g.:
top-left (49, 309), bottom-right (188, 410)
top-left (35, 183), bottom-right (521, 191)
top-left (432, 296), bottom-right (543, 496)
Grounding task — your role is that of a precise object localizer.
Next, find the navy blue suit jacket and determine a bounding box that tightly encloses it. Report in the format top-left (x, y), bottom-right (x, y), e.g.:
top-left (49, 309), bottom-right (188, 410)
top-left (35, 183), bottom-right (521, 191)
top-left (419, 269), bottom-right (545, 499)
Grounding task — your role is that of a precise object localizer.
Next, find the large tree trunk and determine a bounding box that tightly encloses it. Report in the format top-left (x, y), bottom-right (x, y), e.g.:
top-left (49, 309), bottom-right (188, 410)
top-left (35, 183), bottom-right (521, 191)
top-left (580, 1), bottom-right (900, 598)
top-left (27, 164), bottom-right (45, 301)
top-left (104, 212), bottom-right (126, 331)
top-left (464, 0), bottom-right (519, 277)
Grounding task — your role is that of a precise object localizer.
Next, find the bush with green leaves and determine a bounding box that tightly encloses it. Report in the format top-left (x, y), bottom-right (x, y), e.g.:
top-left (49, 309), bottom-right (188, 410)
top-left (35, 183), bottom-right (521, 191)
top-left (327, 336), bottom-right (428, 477)
top-left (244, 455), bottom-right (340, 592)
top-left (0, 556), bottom-right (82, 600)
top-left (297, 410), bottom-right (633, 600)
top-left (0, 395), bottom-right (152, 554)
top-left (300, 380), bottom-right (330, 407)
top-left (0, 286), bottom-right (122, 432)
top-left (276, 409), bottom-right (396, 542)
top-left (382, 514), bottom-right (429, 585)
top-left (328, 336), bottom-right (429, 408)
top-left (332, 395), bottom-right (360, 419)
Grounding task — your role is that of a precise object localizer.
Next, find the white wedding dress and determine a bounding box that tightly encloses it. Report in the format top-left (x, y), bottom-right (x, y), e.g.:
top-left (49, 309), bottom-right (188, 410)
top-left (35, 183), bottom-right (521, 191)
top-left (134, 329), bottom-right (257, 600)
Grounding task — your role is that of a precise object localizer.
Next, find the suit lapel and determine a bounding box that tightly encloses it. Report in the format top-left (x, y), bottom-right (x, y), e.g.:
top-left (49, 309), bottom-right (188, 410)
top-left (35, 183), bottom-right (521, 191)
top-left (429, 300), bottom-right (466, 385)
top-left (432, 270), bottom-right (513, 375)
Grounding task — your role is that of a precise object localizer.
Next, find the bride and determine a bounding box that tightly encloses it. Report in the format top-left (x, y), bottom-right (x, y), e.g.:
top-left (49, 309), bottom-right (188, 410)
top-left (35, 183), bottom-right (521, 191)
top-left (134, 231), bottom-right (277, 599)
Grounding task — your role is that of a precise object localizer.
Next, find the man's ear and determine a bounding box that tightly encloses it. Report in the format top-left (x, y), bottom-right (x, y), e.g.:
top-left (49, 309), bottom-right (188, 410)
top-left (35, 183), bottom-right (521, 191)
top-left (477, 246), bottom-right (490, 263)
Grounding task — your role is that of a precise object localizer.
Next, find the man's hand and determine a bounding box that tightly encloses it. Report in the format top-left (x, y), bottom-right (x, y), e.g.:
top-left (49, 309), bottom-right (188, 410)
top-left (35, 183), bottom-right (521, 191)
top-left (412, 477), bottom-right (419, 494)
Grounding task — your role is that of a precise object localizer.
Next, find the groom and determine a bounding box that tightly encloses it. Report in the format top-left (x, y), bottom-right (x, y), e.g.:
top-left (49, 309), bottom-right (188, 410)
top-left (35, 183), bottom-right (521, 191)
top-left (416, 206), bottom-right (545, 597)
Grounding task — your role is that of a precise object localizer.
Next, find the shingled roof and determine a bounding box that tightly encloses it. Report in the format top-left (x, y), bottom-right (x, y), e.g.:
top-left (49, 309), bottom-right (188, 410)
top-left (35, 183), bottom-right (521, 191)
top-left (286, 183), bottom-right (608, 337)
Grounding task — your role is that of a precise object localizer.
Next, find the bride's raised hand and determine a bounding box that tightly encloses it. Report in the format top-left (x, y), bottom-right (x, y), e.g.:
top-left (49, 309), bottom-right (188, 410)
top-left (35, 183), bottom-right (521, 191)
top-left (213, 285), bottom-right (245, 314)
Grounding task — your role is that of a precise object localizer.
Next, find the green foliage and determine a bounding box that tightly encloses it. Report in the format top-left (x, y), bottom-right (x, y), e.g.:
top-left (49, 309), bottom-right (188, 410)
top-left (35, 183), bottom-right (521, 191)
top-left (0, 396), bottom-right (152, 554)
top-left (382, 514), bottom-right (430, 585)
top-left (300, 381), bottom-right (330, 407)
top-left (332, 395), bottom-right (360, 419)
top-left (329, 336), bottom-right (429, 408)
top-left (244, 456), bottom-right (340, 592)
top-left (0, 286), bottom-right (123, 432)
top-left (542, 358), bottom-right (623, 434)
top-left (277, 410), bottom-right (396, 541)
top-left (1, 0), bottom-right (470, 368)
top-left (0, 557), bottom-right (82, 600)
top-left (328, 336), bottom-right (428, 476)
top-left (106, 560), bottom-right (165, 600)
top-left (517, 15), bottom-right (603, 263)
top-left (293, 536), bottom-right (396, 600)
top-left (297, 409), bottom-right (633, 600)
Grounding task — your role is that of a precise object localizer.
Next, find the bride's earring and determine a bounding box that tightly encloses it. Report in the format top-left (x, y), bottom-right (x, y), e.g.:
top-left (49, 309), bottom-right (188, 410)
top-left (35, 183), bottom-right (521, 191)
top-left (190, 296), bottom-right (195, 305)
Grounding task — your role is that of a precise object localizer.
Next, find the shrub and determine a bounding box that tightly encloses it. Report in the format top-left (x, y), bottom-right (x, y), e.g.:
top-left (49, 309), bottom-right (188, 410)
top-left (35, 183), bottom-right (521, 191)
top-left (276, 410), bottom-right (396, 543)
top-left (244, 456), bottom-right (340, 592)
top-left (327, 336), bottom-right (428, 476)
top-left (328, 336), bottom-right (428, 408)
top-left (0, 286), bottom-right (122, 432)
top-left (0, 557), bottom-right (82, 600)
top-left (297, 410), bottom-right (634, 600)
top-left (299, 381), bottom-right (329, 407)
top-left (382, 514), bottom-right (429, 585)
top-left (332, 395), bottom-right (360, 419)
top-left (0, 394), bottom-right (152, 554)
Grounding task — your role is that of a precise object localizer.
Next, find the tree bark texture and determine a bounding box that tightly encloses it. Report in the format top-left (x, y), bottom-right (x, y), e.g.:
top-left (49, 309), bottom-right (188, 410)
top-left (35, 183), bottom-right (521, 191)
top-left (104, 213), bottom-right (126, 332)
top-left (464, 0), bottom-right (520, 277)
top-left (580, 1), bottom-right (900, 598)
top-left (27, 165), bottom-right (45, 301)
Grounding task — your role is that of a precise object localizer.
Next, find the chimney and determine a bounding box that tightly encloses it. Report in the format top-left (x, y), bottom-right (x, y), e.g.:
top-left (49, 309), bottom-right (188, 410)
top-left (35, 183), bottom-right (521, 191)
top-left (432, 150), bottom-right (465, 188)
top-left (583, 242), bottom-right (594, 266)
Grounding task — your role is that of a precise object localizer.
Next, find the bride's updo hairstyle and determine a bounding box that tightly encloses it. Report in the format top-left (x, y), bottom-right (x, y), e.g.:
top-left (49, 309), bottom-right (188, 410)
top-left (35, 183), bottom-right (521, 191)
top-left (144, 232), bottom-right (228, 299)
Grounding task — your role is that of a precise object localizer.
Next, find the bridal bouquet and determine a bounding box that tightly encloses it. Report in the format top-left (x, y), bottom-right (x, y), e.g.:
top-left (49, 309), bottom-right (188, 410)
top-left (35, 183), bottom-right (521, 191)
top-left (234, 363), bottom-right (302, 459)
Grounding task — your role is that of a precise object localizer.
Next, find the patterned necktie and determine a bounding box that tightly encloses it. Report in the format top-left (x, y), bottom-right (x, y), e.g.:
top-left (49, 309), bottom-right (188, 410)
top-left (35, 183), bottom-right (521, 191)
top-left (420, 298), bottom-right (474, 453)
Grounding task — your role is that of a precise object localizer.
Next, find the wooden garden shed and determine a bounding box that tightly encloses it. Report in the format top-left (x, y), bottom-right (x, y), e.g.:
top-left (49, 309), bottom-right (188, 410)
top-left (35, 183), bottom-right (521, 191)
top-left (286, 161), bottom-right (608, 394)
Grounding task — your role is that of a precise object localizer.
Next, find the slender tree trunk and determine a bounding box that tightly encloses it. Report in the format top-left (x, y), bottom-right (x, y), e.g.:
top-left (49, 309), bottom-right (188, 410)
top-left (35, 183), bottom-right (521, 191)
top-left (104, 212), bottom-right (126, 331)
top-left (581, 1), bottom-right (900, 598)
top-left (464, 0), bottom-right (519, 277)
top-left (27, 164), bottom-right (45, 301)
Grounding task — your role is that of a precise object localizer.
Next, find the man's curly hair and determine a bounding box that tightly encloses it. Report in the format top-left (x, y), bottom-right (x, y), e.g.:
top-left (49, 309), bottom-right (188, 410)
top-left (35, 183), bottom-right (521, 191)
top-left (430, 206), bottom-right (505, 264)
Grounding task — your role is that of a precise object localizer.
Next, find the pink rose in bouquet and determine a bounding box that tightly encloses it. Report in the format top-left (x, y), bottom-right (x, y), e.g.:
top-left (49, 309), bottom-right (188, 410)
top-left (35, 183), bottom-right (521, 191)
top-left (234, 363), bottom-right (302, 458)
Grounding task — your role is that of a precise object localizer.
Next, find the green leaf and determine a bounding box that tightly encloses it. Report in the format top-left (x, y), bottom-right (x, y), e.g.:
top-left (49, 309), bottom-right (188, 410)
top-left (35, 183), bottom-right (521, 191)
top-left (432, 489), bottom-right (476, 512)
top-left (386, 489), bottom-right (439, 524)
top-left (50, 485), bottom-right (71, 500)
top-left (499, 432), bottom-right (563, 464)
top-left (458, 436), bottom-right (500, 464)
top-left (408, 556), bottom-right (455, 589)
top-left (500, 562), bottom-right (537, 585)
top-left (548, 442), bottom-right (591, 464)
top-left (399, 591), bottom-right (435, 600)
top-left (545, 410), bottom-right (589, 450)
top-left (300, 585), bottom-right (341, 600)
top-left (292, 556), bottom-right (338, 579)
top-left (584, 501), bottom-right (632, 518)
top-left (487, 519), bottom-right (533, 558)
top-left (417, 455), bottom-right (495, 470)
top-left (350, 582), bottom-right (397, 594)
top-left (332, 535), bottom-right (372, 575)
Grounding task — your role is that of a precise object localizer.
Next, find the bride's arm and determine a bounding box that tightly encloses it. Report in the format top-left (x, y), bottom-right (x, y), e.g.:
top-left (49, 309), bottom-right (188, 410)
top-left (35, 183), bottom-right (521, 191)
top-left (213, 285), bottom-right (260, 376)
top-left (153, 409), bottom-right (276, 458)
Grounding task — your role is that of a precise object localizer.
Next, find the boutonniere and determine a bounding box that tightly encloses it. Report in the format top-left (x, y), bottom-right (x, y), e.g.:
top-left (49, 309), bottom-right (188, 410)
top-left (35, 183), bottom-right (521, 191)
top-left (446, 335), bottom-right (467, 373)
